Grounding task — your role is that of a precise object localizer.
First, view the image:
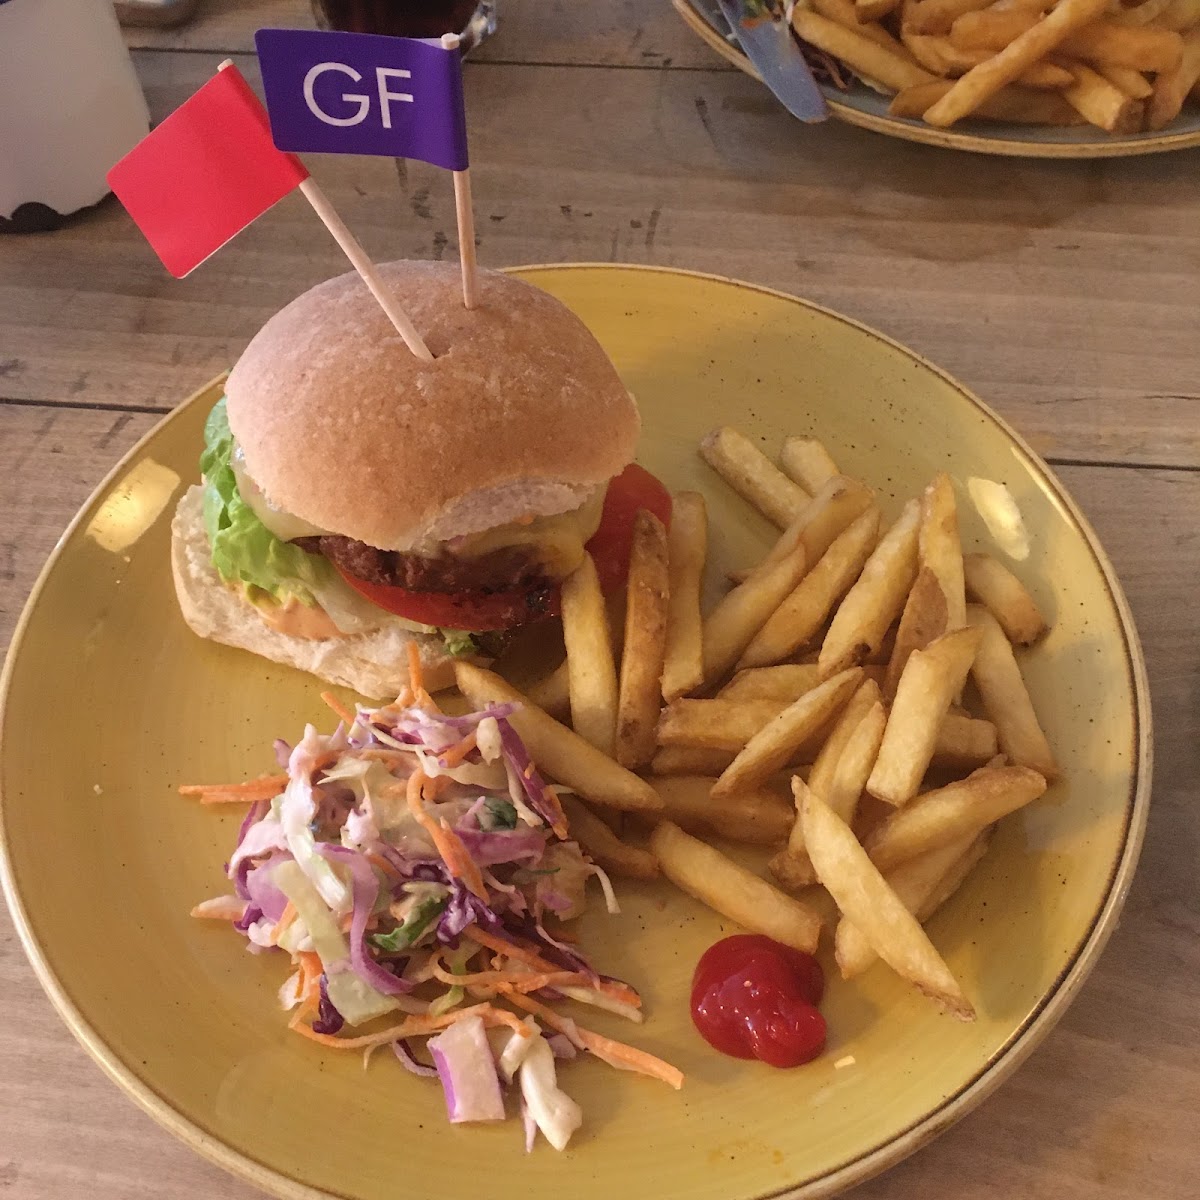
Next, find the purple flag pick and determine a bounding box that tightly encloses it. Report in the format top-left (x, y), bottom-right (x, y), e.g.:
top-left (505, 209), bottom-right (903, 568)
top-left (254, 28), bottom-right (469, 171)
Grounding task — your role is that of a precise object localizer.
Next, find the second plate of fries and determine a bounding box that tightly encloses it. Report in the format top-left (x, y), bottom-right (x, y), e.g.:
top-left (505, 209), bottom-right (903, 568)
top-left (677, 0), bottom-right (1200, 156)
top-left (0, 265), bottom-right (1150, 1200)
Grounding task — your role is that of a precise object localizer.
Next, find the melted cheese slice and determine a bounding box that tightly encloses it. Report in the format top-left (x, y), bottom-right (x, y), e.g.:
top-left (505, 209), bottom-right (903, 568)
top-left (445, 490), bottom-right (605, 578)
top-left (234, 441), bottom-right (604, 580)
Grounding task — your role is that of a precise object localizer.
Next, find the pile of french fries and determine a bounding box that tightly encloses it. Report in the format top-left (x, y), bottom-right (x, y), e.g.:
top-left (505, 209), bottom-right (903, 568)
top-left (452, 426), bottom-right (1059, 1024)
top-left (789, 0), bottom-right (1200, 133)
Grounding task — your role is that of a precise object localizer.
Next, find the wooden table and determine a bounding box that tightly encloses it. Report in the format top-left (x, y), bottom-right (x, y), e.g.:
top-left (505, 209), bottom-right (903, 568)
top-left (1, 2), bottom-right (1197, 1196)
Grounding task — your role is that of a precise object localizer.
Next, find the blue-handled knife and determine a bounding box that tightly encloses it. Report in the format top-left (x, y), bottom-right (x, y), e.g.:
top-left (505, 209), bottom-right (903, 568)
top-left (713, 0), bottom-right (828, 123)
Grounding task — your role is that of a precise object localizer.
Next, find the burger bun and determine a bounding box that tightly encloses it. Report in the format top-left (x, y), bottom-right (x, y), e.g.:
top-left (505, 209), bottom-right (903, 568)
top-left (170, 487), bottom-right (459, 697)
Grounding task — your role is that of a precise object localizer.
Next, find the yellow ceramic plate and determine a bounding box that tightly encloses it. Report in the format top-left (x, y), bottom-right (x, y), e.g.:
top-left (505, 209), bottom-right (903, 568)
top-left (675, 0), bottom-right (1200, 159)
top-left (0, 266), bottom-right (1149, 1200)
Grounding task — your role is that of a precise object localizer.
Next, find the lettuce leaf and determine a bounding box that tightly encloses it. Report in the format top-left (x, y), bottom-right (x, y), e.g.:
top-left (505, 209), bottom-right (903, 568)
top-left (438, 628), bottom-right (481, 657)
top-left (199, 399), bottom-right (483, 653)
top-left (200, 398), bottom-right (333, 605)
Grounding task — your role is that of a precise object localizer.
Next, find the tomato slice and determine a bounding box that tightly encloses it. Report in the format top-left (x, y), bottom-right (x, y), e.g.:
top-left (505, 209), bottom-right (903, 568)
top-left (334, 464), bottom-right (672, 633)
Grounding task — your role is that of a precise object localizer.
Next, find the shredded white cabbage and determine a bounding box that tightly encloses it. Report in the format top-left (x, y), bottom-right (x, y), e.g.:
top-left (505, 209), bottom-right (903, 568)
top-left (518, 1032), bottom-right (583, 1151)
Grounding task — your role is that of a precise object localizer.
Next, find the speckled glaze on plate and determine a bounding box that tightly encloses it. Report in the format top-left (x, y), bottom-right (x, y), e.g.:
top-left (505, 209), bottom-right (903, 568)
top-left (676, 0), bottom-right (1200, 158)
top-left (0, 266), bottom-right (1150, 1200)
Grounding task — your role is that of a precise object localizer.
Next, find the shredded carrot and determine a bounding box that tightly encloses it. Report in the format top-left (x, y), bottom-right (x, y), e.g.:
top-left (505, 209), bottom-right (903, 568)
top-left (462, 927), bottom-right (640, 1007)
top-left (463, 927), bottom-right (562, 975)
top-left (268, 901), bottom-right (297, 946)
top-left (539, 787), bottom-right (569, 840)
top-left (179, 774), bottom-right (289, 803)
top-left (190, 895), bottom-right (247, 921)
top-left (365, 852), bottom-right (401, 880)
top-left (393, 686), bottom-right (414, 708)
top-left (430, 959), bottom-right (587, 993)
top-left (575, 1029), bottom-right (684, 1090)
top-left (439, 729), bottom-right (478, 768)
top-left (405, 642), bottom-right (440, 711)
top-left (406, 641), bottom-right (424, 694)
top-left (320, 690), bottom-right (357, 726)
top-left (297, 951), bottom-right (323, 1002)
top-left (289, 1002), bottom-right (527, 1050)
top-left (500, 991), bottom-right (681, 1089)
top-left (406, 771), bottom-right (488, 900)
top-left (289, 997), bottom-right (319, 1030)
top-left (498, 989), bottom-right (581, 1041)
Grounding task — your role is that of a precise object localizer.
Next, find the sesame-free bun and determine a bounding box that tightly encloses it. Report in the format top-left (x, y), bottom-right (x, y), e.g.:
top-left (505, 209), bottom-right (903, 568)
top-left (171, 487), bottom-right (458, 696)
top-left (225, 261), bottom-right (640, 551)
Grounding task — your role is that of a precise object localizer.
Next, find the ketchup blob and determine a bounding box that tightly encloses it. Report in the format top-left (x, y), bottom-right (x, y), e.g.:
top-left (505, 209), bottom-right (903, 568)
top-left (690, 935), bottom-right (827, 1068)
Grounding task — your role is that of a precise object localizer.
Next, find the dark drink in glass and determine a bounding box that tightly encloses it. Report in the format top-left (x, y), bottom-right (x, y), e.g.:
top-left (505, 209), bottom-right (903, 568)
top-left (312, 0), bottom-right (496, 50)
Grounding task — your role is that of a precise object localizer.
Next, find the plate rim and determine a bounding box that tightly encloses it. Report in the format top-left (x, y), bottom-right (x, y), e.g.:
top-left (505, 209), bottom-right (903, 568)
top-left (0, 263), bottom-right (1152, 1200)
top-left (674, 0), bottom-right (1200, 158)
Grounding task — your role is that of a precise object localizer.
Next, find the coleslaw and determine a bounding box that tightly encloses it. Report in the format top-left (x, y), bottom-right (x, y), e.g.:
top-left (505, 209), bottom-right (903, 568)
top-left (183, 648), bottom-right (681, 1151)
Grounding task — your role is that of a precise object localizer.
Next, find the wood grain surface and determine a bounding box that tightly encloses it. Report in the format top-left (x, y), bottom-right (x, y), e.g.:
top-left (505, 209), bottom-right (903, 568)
top-left (1, 1), bottom-right (1197, 1196)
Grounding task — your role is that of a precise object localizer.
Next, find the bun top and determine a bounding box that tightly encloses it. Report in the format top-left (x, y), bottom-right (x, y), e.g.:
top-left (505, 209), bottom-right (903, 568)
top-left (224, 261), bottom-right (640, 551)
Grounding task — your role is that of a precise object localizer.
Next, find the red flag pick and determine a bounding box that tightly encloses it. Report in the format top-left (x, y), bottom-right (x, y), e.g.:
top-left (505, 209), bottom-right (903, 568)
top-left (107, 66), bottom-right (309, 278)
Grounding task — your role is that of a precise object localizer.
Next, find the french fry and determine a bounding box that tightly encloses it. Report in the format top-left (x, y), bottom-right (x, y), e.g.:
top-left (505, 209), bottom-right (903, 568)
top-left (559, 795), bottom-right (658, 880)
top-left (963, 553), bottom-right (1048, 645)
top-left (754, 474), bottom-right (876, 578)
top-left (773, 696), bottom-right (887, 890)
top-left (719, 663), bottom-right (821, 703)
top-left (813, 0), bottom-right (919, 50)
top-left (739, 506), bottom-right (882, 670)
top-left (616, 511), bottom-right (670, 769)
top-left (1109, 0), bottom-right (1173, 26)
top-left (1007, 60), bottom-right (1078, 88)
top-left (835, 831), bottom-right (987, 978)
top-left (820, 499), bottom-right (920, 678)
top-left (919, 473), bottom-right (966, 632)
top-left (647, 776), bottom-right (795, 845)
top-left (949, 11), bottom-right (1184, 71)
top-left (865, 763), bottom-right (1047, 871)
top-left (649, 820), bottom-right (821, 953)
top-left (561, 554), bottom-right (619, 757)
top-left (453, 663), bottom-right (662, 813)
top-left (902, 29), bottom-right (979, 74)
top-left (924, 0), bottom-right (1110, 127)
top-left (791, 7), bottom-right (938, 89)
top-left (649, 745), bottom-right (737, 777)
top-left (1094, 63), bottom-right (1154, 99)
top-left (889, 80), bottom-right (1085, 121)
top-left (932, 713), bottom-right (999, 770)
top-left (1068, 20), bottom-right (1186, 70)
top-left (712, 668), bottom-right (862, 799)
top-left (701, 541), bottom-right (809, 686)
top-left (661, 492), bottom-right (707, 701)
top-left (779, 437), bottom-right (840, 494)
top-left (775, 678), bottom-right (883, 889)
top-left (904, 0), bottom-right (994, 35)
top-left (966, 606), bottom-right (1058, 778)
top-left (1062, 62), bottom-right (1145, 132)
top-left (657, 699), bottom-right (784, 751)
top-left (857, 0), bottom-right (900, 20)
top-left (699, 426), bottom-right (810, 527)
top-left (1147, 27), bottom-right (1200, 130)
top-left (1157, 0), bottom-right (1200, 32)
top-left (884, 567), bottom-right (950, 698)
top-left (525, 659), bottom-right (570, 719)
top-left (867, 626), bottom-right (984, 806)
top-left (798, 782), bottom-right (974, 1019)
top-left (917, 829), bottom-right (990, 919)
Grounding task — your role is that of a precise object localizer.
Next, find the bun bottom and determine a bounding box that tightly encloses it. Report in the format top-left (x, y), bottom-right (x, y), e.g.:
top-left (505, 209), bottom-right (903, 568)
top-left (170, 487), bottom-right (459, 697)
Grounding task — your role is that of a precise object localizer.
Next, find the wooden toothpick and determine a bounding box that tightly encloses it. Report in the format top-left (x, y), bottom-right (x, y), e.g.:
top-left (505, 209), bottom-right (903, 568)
top-left (217, 59), bottom-right (433, 360)
top-left (441, 34), bottom-right (479, 310)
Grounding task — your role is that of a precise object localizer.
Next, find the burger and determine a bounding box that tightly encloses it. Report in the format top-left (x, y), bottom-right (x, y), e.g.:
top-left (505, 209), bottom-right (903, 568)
top-left (171, 260), bottom-right (670, 695)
